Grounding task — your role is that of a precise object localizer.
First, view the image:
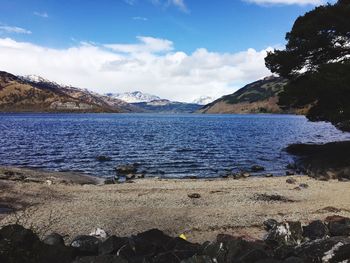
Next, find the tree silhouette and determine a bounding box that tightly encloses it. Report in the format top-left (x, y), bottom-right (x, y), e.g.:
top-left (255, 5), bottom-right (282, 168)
top-left (265, 0), bottom-right (350, 131)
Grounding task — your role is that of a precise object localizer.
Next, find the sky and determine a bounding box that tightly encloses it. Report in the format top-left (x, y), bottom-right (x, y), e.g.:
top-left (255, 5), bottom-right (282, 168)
top-left (0, 0), bottom-right (335, 102)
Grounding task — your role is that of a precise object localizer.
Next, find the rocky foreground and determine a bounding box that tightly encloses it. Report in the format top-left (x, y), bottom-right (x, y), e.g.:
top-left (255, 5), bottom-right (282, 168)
top-left (1, 166), bottom-right (350, 262)
top-left (2, 215), bottom-right (350, 263)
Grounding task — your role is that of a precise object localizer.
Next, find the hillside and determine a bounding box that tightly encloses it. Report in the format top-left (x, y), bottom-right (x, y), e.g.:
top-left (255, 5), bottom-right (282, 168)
top-left (199, 76), bottom-right (290, 114)
top-left (132, 99), bottom-right (202, 113)
top-left (0, 71), bottom-right (139, 113)
top-left (106, 91), bottom-right (203, 113)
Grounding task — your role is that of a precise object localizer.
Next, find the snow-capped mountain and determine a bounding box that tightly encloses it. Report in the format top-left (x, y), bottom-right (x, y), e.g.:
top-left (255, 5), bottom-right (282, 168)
top-left (106, 91), bottom-right (161, 103)
top-left (192, 96), bottom-right (214, 105)
top-left (19, 74), bottom-right (65, 87)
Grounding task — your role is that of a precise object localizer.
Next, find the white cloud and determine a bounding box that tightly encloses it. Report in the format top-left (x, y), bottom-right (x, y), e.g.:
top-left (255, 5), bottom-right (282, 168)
top-left (104, 36), bottom-right (173, 53)
top-left (0, 37), bottom-right (272, 102)
top-left (34, 11), bottom-right (49, 18)
top-left (0, 25), bottom-right (31, 34)
top-left (245, 0), bottom-right (324, 5)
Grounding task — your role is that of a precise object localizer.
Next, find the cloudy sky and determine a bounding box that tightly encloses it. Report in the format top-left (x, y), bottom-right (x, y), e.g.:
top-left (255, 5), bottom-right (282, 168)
top-left (0, 0), bottom-right (334, 102)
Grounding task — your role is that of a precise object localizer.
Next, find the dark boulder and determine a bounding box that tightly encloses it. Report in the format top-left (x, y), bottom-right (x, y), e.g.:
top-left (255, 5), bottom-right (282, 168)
top-left (42, 233), bottom-right (65, 246)
top-left (265, 222), bottom-right (303, 247)
top-left (35, 243), bottom-right (76, 263)
top-left (283, 257), bottom-right (305, 263)
top-left (302, 220), bottom-right (329, 240)
top-left (98, 236), bottom-right (128, 255)
top-left (0, 224), bottom-right (39, 249)
top-left (201, 241), bottom-right (226, 262)
top-left (237, 248), bottom-right (269, 263)
top-left (294, 236), bottom-right (350, 263)
top-left (263, 219), bottom-right (278, 231)
top-left (181, 255), bottom-right (215, 263)
top-left (328, 217), bottom-right (350, 236)
top-left (73, 255), bottom-right (127, 263)
top-left (71, 235), bottom-right (102, 256)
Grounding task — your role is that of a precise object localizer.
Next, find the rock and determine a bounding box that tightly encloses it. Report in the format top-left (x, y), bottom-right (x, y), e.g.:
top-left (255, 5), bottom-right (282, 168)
top-left (73, 255), bottom-right (127, 263)
top-left (298, 183), bottom-right (308, 189)
top-left (283, 257), bottom-right (305, 263)
top-left (237, 248), bottom-right (269, 263)
top-left (327, 216), bottom-right (350, 236)
top-left (71, 235), bottom-right (102, 256)
top-left (201, 241), bottom-right (226, 262)
top-left (96, 156), bottom-right (112, 162)
top-left (115, 164), bottom-right (137, 175)
top-left (286, 171), bottom-right (294, 176)
top-left (263, 219), bottom-right (278, 231)
top-left (294, 236), bottom-right (350, 262)
top-left (0, 224), bottom-right (39, 249)
top-left (181, 255), bottom-right (215, 263)
top-left (265, 174), bottom-right (273, 178)
top-left (286, 178), bottom-right (297, 184)
top-left (125, 174), bottom-right (135, 180)
top-left (135, 173), bottom-right (145, 179)
top-left (104, 177), bottom-right (116, 185)
top-left (265, 221), bottom-right (303, 247)
top-left (188, 193), bottom-right (201, 199)
top-left (98, 236), bottom-right (128, 255)
top-left (35, 243), bottom-right (76, 263)
top-left (43, 233), bottom-right (65, 246)
top-left (302, 220), bottom-right (329, 240)
top-left (46, 180), bottom-right (53, 186)
top-left (251, 165), bottom-right (265, 172)
top-left (254, 194), bottom-right (295, 203)
top-left (242, 172), bottom-right (251, 178)
top-left (90, 228), bottom-right (108, 240)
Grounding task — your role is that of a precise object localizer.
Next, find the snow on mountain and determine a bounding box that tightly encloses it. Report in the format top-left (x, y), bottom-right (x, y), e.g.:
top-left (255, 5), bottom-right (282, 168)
top-left (192, 96), bottom-right (214, 105)
top-left (106, 91), bottom-right (161, 103)
top-left (19, 74), bottom-right (68, 88)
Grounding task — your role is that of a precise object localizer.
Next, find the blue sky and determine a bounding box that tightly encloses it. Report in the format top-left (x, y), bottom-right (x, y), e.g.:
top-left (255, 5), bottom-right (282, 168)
top-left (0, 0), bottom-right (334, 102)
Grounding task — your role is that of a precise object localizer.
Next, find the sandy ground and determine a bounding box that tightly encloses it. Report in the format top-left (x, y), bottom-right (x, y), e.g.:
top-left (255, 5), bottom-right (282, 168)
top-left (1, 167), bottom-right (350, 243)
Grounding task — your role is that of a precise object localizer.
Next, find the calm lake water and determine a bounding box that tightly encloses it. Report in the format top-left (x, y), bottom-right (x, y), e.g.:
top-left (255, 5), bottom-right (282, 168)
top-left (1, 113), bottom-right (349, 178)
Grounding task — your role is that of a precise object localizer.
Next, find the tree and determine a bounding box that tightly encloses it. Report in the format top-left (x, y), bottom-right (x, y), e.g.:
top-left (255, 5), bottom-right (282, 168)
top-left (265, 0), bottom-right (350, 131)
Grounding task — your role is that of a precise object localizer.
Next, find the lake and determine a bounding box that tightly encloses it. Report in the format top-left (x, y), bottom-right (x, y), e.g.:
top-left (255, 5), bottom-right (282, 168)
top-left (0, 113), bottom-right (349, 178)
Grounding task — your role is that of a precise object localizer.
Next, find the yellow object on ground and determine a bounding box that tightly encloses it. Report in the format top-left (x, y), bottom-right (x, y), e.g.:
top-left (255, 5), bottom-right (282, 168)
top-left (179, 234), bottom-right (187, 240)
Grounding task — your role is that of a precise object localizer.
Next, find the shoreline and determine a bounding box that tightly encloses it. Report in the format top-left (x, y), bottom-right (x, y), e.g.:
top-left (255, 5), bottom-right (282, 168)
top-left (1, 166), bottom-right (350, 243)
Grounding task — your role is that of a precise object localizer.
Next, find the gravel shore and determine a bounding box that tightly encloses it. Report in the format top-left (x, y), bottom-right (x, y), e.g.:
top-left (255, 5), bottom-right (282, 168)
top-left (1, 166), bottom-right (350, 243)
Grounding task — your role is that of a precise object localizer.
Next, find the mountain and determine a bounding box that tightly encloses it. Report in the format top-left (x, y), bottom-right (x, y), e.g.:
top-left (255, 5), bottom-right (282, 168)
top-left (199, 76), bottom-right (293, 114)
top-left (0, 71), bottom-right (139, 113)
top-left (106, 91), bottom-right (203, 113)
top-left (106, 91), bottom-right (161, 103)
top-left (132, 99), bottom-right (202, 113)
top-left (192, 96), bottom-right (214, 105)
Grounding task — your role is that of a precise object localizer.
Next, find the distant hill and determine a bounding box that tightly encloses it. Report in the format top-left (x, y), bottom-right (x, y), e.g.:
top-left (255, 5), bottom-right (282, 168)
top-left (0, 71), bottom-right (139, 113)
top-left (199, 76), bottom-right (295, 114)
top-left (106, 91), bottom-right (203, 113)
top-left (132, 99), bottom-right (202, 113)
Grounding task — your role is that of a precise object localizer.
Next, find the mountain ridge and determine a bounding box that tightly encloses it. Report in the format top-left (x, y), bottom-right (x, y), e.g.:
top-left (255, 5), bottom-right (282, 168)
top-left (199, 76), bottom-right (297, 114)
top-left (0, 71), bottom-right (139, 113)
